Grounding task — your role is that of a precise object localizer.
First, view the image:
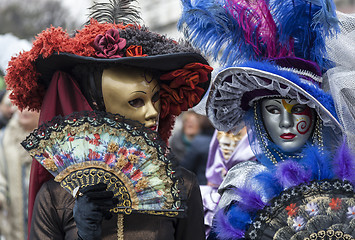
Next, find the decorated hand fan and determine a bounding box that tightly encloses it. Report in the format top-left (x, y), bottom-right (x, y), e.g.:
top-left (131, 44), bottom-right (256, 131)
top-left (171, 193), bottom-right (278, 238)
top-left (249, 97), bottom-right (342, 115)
top-left (246, 180), bottom-right (355, 240)
top-left (22, 111), bottom-right (184, 217)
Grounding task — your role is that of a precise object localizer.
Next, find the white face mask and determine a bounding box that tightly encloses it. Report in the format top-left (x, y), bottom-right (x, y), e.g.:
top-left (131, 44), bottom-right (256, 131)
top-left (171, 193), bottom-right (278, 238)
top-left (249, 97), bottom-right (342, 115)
top-left (261, 98), bottom-right (315, 153)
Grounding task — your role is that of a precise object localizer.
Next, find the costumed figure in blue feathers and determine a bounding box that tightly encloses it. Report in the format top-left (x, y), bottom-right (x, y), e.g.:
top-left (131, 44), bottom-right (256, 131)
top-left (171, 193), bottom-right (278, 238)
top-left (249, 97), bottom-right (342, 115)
top-left (179, 0), bottom-right (355, 239)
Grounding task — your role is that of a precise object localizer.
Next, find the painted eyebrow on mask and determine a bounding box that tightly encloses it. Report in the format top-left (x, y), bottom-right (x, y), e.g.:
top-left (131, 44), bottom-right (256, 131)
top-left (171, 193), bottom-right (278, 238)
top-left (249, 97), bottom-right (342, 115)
top-left (131, 91), bottom-right (146, 95)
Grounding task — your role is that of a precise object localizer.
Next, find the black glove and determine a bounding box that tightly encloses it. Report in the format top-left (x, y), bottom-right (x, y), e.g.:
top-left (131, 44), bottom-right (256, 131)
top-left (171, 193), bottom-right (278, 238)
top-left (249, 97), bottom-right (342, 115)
top-left (73, 183), bottom-right (117, 240)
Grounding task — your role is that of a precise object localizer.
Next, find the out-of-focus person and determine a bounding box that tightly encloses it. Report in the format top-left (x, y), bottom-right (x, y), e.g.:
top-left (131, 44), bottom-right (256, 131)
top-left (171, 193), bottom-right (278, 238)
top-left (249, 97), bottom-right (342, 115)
top-left (0, 168), bottom-right (7, 240)
top-left (200, 128), bottom-right (255, 236)
top-left (0, 72), bottom-right (5, 90)
top-left (0, 109), bottom-right (40, 240)
top-left (0, 91), bottom-right (15, 129)
top-left (170, 110), bottom-right (201, 162)
top-left (205, 128), bottom-right (255, 188)
top-left (180, 116), bottom-right (215, 185)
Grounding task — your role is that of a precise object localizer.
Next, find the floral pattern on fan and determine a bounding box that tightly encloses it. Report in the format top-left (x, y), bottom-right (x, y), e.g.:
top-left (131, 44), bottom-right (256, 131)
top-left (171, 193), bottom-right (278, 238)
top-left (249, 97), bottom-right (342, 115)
top-left (246, 180), bottom-right (355, 240)
top-left (22, 111), bottom-right (184, 217)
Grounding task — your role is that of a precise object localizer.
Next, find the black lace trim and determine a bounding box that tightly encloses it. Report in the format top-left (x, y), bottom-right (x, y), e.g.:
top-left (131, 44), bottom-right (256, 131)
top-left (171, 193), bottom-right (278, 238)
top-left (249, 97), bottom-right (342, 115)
top-left (21, 110), bottom-right (187, 216)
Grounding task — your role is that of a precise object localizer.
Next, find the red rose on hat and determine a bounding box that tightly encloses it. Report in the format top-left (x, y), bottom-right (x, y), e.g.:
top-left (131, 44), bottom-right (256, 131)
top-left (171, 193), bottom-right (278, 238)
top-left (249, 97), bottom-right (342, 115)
top-left (94, 28), bottom-right (126, 58)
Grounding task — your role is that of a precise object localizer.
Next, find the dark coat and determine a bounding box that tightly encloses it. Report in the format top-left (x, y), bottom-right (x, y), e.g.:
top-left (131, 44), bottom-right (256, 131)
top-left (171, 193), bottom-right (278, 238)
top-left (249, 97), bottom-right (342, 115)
top-left (29, 167), bottom-right (205, 240)
top-left (181, 130), bottom-right (214, 185)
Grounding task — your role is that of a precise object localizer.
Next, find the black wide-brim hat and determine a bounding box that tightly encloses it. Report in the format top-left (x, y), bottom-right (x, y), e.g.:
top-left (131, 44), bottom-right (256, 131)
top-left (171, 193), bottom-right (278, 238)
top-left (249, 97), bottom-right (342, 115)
top-left (5, 20), bottom-right (212, 112)
top-left (36, 52), bottom-right (210, 89)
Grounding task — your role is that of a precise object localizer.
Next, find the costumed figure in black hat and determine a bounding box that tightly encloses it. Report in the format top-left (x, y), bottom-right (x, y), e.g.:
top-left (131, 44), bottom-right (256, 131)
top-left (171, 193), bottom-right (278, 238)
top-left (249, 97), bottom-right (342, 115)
top-left (179, 0), bottom-right (355, 239)
top-left (5, 0), bottom-right (213, 239)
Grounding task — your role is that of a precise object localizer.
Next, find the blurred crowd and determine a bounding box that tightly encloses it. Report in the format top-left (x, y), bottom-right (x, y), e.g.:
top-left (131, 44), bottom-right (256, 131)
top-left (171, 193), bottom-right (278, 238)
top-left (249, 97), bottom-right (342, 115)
top-left (170, 111), bottom-right (215, 185)
top-left (0, 90), bottom-right (40, 240)
top-left (169, 111), bottom-right (255, 235)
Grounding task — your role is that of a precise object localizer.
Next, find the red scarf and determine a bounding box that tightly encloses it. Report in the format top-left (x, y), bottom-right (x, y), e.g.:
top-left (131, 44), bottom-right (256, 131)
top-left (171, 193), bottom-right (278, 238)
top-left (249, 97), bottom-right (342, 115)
top-left (27, 71), bottom-right (92, 237)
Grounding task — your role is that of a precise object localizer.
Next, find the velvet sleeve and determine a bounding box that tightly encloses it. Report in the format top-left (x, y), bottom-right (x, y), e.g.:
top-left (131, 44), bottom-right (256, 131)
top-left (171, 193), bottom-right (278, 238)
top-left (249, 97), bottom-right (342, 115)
top-left (29, 179), bottom-right (77, 240)
top-left (174, 168), bottom-right (205, 240)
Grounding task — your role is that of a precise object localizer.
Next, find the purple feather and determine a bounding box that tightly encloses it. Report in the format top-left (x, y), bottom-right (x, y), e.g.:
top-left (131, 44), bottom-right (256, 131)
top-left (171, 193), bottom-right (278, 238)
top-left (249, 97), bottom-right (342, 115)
top-left (214, 208), bottom-right (245, 240)
top-left (224, 0), bottom-right (292, 58)
top-left (276, 160), bottom-right (311, 188)
top-left (333, 141), bottom-right (355, 184)
top-left (234, 187), bottom-right (266, 211)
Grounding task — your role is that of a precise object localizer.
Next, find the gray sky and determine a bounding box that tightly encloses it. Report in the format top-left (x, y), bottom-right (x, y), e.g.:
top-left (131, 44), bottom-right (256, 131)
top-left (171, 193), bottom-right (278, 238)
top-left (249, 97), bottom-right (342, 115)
top-left (61, 0), bottom-right (91, 25)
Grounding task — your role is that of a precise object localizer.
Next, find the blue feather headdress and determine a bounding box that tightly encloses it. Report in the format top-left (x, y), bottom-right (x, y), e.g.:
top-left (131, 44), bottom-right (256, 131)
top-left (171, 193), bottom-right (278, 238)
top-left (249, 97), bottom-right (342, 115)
top-left (178, 0), bottom-right (339, 69)
top-left (180, 0), bottom-right (342, 136)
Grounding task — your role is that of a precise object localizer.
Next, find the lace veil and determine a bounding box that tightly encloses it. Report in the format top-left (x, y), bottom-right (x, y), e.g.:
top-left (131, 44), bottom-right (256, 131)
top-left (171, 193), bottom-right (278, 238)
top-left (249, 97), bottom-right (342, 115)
top-left (325, 12), bottom-right (355, 151)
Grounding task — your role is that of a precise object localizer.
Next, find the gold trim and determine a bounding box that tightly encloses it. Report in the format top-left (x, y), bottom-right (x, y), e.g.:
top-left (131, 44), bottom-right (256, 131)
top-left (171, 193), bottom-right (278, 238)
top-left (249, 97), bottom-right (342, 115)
top-left (110, 208), bottom-right (181, 217)
top-left (43, 158), bottom-right (57, 171)
top-left (136, 210), bottom-right (179, 217)
top-left (304, 229), bottom-right (354, 240)
top-left (55, 161), bottom-right (139, 208)
top-left (117, 214), bottom-right (124, 240)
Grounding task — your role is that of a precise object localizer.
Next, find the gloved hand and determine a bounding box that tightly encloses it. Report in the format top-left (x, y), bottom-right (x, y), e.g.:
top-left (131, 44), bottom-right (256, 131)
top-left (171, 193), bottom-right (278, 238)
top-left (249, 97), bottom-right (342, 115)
top-left (73, 183), bottom-right (117, 240)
